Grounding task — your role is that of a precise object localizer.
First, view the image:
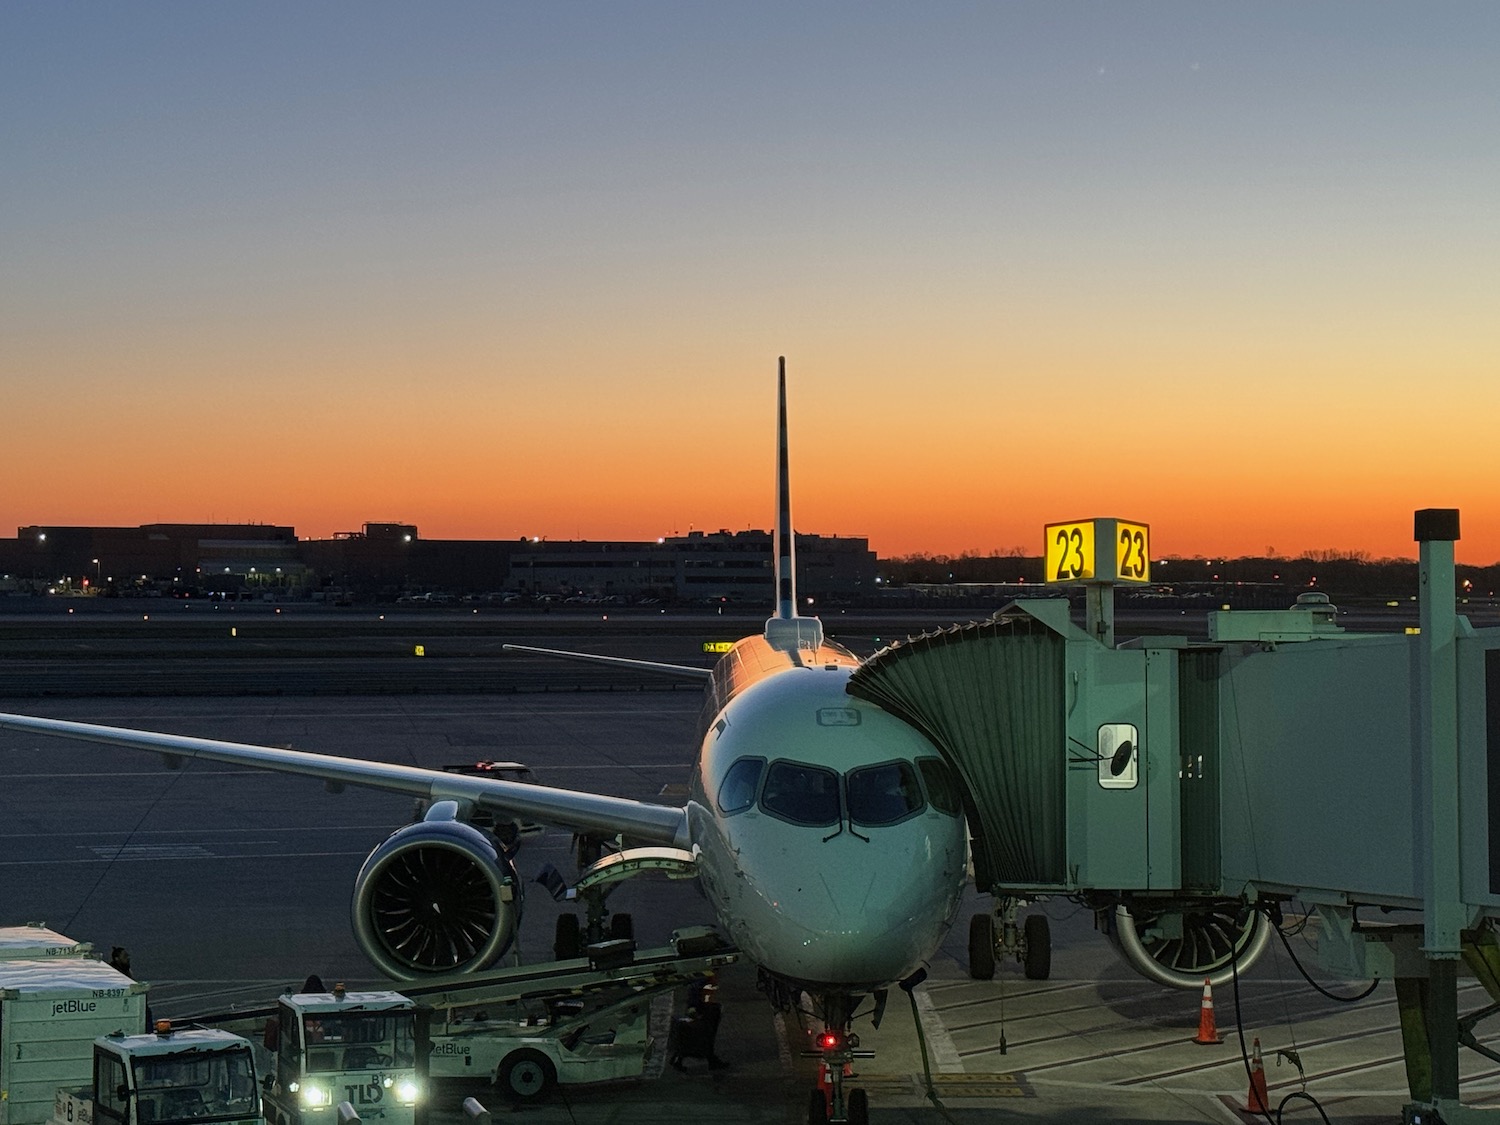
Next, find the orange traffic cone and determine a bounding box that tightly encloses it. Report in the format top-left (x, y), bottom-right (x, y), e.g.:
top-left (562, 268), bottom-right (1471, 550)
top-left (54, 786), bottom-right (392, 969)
top-left (1193, 978), bottom-right (1222, 1044)
top-left (1244, 1036), bottom-right (1269, 1113)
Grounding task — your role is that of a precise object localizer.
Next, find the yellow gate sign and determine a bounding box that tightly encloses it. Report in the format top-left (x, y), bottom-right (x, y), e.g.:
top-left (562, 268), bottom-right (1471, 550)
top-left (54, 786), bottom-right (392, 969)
top-left (1045, 519), bottom-right (1150, 584)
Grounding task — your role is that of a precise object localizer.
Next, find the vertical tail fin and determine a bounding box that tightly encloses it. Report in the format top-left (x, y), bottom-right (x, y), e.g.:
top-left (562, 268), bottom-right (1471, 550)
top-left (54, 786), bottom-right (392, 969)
top-left (765, 357), bottom-right (824, 652)
top-left (775, 356), bottom-right (796, 621)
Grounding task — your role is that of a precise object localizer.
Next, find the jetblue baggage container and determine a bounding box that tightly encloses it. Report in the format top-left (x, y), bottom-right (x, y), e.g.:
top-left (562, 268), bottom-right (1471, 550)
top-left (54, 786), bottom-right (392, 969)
top-left (0, 960), bottom-right (147, 1125)
top-left (0, 926), bottom-right (92, 962)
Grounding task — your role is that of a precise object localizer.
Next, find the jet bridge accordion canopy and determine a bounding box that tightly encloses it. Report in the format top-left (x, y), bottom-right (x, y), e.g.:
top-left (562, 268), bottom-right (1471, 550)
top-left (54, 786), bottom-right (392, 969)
top-left (848, 615), bottom-right (1066, 890)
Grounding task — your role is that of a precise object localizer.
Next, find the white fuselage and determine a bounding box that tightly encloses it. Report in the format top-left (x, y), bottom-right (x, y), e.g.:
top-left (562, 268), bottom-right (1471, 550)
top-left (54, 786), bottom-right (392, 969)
top-left (684, 641), bottom-right (968, 991)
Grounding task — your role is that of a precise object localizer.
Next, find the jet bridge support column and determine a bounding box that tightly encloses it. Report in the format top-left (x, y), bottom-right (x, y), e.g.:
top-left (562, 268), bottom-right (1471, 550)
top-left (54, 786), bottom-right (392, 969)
top-left (1410, 508), bottom-right (1472, 1121)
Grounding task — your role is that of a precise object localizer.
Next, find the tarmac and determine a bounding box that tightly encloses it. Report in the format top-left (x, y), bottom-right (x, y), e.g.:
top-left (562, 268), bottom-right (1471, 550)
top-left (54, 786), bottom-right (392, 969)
top-left (3, 611), bottom-right (1499, 1123)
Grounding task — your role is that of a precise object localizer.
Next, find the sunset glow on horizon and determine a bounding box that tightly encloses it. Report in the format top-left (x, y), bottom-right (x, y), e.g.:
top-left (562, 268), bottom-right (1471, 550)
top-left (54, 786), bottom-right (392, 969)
top-left (6, 4), bottom-right (1499, 563)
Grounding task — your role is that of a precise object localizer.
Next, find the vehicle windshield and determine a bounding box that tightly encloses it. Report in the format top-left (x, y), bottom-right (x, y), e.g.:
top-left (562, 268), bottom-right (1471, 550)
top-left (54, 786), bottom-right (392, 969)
top-left (303, 1013), bottom-right (416, 1072)
top-left (132, 1048), bottom-right (258, 1123)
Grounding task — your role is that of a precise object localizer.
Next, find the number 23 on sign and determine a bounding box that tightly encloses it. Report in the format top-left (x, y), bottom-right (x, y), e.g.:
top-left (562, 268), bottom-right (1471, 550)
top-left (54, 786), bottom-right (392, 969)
top-left (1115, 521), bottom-right (1149, 581)
top-left (1044, 519), bottom-right (1150, 584)
top-left (1045, 521), bottom-right (1096, 581)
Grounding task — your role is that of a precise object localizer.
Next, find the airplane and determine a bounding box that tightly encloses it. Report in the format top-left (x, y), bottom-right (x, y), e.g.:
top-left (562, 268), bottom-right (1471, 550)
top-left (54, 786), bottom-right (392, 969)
top-left (0, 358), bottom-right (969, 1125)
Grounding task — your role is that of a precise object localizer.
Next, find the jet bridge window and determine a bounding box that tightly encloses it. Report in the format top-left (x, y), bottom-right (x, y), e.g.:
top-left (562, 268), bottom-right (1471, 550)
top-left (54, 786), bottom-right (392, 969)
top-left (716, 756), bottom-right (765, 814)
top-left (847, 760), bottom-right (925, 826)
top-left (916, 757), bottom-right (962, 816)
top-left (760, 760), bottom-right (841, 827)
top-left (1097, 723), bottom-right (1139, 790)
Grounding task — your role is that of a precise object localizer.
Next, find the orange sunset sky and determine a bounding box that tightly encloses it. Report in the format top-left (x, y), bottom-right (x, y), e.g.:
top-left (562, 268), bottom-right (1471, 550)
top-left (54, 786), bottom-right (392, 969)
top-left (5, 5), bottom-right (1499, 563)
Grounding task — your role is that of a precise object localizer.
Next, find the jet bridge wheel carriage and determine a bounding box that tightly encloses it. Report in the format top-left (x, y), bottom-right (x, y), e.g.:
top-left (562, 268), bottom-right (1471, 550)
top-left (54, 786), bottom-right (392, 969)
top-left (1100, 895), bottom-right (1271, 990)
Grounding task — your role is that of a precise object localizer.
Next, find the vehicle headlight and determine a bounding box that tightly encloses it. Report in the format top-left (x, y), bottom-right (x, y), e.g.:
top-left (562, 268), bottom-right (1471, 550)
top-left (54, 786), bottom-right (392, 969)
top-left (395, 1081), bottom-right (419, 1105)
top-left (299, 1084), bottom-right (332, 1108)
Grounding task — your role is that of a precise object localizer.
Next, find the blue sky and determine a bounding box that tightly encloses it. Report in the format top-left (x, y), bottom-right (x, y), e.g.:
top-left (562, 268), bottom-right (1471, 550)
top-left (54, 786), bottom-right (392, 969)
top-left (5, 3), bottom-right (1499, 560)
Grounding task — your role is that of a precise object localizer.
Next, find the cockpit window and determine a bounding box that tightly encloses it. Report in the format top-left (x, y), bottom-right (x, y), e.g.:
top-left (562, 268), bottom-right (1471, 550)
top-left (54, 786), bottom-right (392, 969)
top-left (846, 760), bottom-right (925, 826)
top-left (916, 757), bottom-right (962, 816)
top-left (716, 757), bottom-right (765, 815)
top-left (759, 761), bottom-right (841, 827)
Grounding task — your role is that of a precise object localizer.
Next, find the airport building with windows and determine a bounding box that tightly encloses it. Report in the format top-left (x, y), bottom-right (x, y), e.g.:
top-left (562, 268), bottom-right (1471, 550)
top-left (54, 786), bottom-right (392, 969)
top-left (1, 523), bottom-right (305, 596)
top-left (0, 522), bottom-right (876, 605)
top-left (510, 529), bottom-right (875, 604)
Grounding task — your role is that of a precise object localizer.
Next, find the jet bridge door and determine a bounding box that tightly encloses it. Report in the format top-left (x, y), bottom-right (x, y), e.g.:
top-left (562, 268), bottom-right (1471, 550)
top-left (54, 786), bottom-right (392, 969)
top-left (1066, 643), bottom-right (1184, 893)
top-left (1065, 644), bottom-right (1157, 892)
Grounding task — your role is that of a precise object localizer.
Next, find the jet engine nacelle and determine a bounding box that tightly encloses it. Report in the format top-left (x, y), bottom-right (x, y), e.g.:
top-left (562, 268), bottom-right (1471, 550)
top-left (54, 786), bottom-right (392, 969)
top-left (352, 807), bottom-right (521, 980)
top-left (1104, 897), bottom-right (1270, 990)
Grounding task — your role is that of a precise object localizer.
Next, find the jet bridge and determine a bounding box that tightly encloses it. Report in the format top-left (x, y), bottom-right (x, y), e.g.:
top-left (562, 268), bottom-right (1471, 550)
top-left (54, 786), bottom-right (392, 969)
top-left (852, 509), bottom-right (1500, 1122)
top-left (849, 577), bottom-right (1494, 943)
top-left (849, 598), bottom-right (1265, 990)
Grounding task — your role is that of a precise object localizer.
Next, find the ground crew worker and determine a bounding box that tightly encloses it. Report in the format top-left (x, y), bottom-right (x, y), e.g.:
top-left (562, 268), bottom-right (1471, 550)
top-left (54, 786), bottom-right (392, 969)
top-left (669, 973), bottom-right (728, 1070)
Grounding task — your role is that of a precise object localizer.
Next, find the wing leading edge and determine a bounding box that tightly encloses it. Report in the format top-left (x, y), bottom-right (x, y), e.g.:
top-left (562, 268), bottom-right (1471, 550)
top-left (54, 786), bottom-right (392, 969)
top-left (0, 713), bottom-right (689, 847)
top-left (501, 643), bottom-right (711, 681)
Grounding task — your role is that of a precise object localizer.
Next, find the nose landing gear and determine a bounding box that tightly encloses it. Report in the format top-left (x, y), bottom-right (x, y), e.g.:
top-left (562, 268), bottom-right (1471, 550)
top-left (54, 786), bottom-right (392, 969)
top-left (805, 1026), bottom-right (871, 1125)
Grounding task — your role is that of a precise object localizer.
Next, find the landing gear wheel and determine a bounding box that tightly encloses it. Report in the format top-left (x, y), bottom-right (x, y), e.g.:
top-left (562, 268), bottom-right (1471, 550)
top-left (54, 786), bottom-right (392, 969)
top-left (968, 912), bottom-right (996, 980)
top-left (497, 1048), bottom-right (555, 1101)
top-left (1023, 913), bottom-right (1052, 980)
top-left (807, 1088), bottom-right (828, 1124)
top-left (554, 913), bottom-right (581, 960)
top-left (610, 912), bottom-right (635, 941)
top-left (846, 1087), bottom-right (869, 1125)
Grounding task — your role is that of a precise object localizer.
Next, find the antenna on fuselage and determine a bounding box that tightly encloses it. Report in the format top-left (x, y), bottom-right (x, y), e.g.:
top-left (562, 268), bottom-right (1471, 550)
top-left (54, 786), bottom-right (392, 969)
top-left (765, 357), bottom-right (824, 652)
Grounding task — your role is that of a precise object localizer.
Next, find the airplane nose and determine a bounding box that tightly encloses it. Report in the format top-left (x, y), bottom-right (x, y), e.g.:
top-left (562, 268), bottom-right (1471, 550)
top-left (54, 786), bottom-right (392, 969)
top-left (772, 838), bottom-right (956, 985)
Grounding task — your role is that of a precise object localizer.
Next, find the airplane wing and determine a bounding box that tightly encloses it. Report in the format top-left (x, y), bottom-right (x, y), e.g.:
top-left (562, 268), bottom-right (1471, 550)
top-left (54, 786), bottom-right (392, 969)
top-left (502, 643), bottom-right (712, 681)
top-left (0, 712), bottom-right (690, 848)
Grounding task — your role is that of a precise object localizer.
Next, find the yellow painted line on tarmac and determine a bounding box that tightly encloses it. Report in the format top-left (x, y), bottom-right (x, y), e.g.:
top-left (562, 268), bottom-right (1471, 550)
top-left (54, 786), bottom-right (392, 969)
top-left (860, 1072), bottom-right (1035, 1099)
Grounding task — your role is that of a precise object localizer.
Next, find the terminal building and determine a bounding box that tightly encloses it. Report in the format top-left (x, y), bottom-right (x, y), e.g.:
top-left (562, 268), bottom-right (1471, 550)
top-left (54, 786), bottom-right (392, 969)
top-left (298, 523), bottom-right (514, 601)
top-left (1, 523), bottom-right (305, 596)
top-left (0, 522), bottom-right (876, 605)
top-left (510, 530), bottom-right (875, 604)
